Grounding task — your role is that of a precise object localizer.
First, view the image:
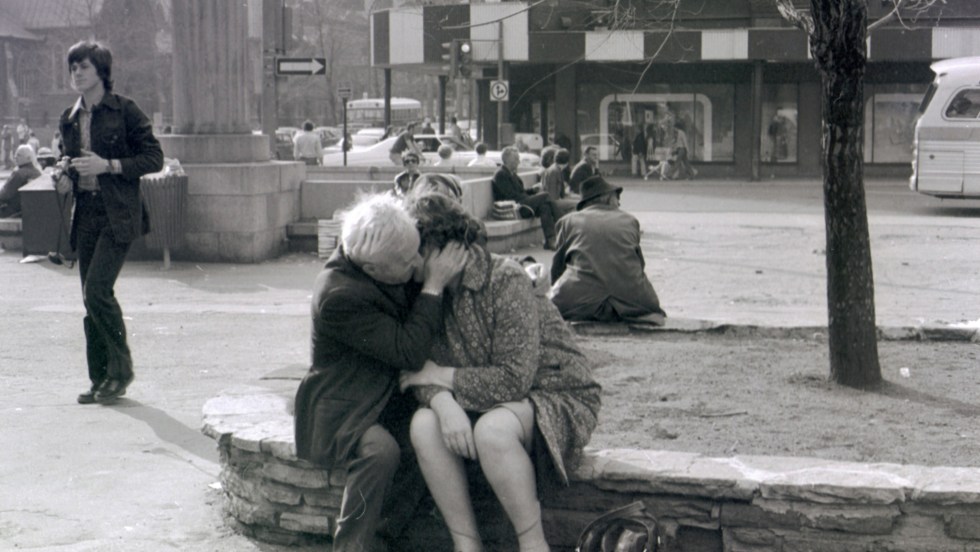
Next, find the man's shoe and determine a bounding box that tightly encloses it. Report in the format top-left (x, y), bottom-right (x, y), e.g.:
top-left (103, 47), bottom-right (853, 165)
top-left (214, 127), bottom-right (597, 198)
top-left (77, 388), bottom-right (98, 405)
top-left (95, 375), bottom-right (134, 404)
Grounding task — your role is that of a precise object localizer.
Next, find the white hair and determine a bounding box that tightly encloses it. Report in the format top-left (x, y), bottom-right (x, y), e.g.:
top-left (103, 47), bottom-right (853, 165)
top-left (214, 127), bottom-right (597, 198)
top-left (14, 144), bottom-right (41, 172)
top-left (340, 193), bottom-right (418, 264)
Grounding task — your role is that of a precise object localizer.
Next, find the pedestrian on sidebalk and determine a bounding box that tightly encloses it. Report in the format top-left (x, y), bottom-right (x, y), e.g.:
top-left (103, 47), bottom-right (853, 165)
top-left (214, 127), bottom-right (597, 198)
top-left (60, 40), bottom-right (163, 405)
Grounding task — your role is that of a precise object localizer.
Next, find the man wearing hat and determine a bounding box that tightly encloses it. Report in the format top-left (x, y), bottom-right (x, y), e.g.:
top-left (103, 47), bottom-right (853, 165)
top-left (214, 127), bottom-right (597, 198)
top-left (36, 147), bottom-right (59, 170)
top-left (548, 175), bottom-right (666, 323)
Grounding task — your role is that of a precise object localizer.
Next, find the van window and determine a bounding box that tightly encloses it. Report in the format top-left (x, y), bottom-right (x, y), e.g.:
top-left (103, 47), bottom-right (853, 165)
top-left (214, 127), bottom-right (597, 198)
top-left (944, 89), bottom-right (980, 119)
top-left (917, 82), bottom-right (937, 115)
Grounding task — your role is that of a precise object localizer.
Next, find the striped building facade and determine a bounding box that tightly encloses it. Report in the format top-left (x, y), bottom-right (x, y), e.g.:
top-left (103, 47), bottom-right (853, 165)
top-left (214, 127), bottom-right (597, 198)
top-left (372, 1), bottom-right (980, 178)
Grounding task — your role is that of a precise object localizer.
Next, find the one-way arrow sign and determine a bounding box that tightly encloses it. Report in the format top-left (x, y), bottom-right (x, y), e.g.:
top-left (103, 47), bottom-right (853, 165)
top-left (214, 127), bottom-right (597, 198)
top-left (276, 58), bottom-right (326, 76)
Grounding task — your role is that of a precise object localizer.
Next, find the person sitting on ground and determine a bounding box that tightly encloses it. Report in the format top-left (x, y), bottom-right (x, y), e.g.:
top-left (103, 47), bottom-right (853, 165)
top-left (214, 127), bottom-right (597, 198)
top-left (392, 151), bottom-right (422, 197)
top-left (399, 192), bottom-right (601, 552)
top-left (491, 146), bottom-right (562, 250)
top-left (549, 175), bottom-right (666, 324)
top-left (293, 120), bottom-right (322, 166)
top-left (293, 193), bottom-right (467, 552)
top-left (0, 145), bottom-right (43, 218)
top-left (467, 142), bottom-right (497, 167)
top-left (569, 145), bottom-right (599, 194)
top-left (434, 144), bottom-right (454, 167)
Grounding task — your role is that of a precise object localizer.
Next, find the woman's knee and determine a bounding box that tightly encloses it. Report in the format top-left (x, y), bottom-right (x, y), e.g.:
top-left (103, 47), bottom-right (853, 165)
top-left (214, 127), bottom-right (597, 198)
top-left (473, 410), bottom-right (525, 459)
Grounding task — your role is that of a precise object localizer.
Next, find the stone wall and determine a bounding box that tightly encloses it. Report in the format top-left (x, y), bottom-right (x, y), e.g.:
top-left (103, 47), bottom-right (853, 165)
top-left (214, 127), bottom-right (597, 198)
top-left (202, 385), bottom-right (980, 552)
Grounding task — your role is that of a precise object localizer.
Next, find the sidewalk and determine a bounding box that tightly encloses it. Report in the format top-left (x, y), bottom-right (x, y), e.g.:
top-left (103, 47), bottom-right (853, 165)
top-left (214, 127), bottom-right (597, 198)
top-left (0, 187), bottom-right (978, 550)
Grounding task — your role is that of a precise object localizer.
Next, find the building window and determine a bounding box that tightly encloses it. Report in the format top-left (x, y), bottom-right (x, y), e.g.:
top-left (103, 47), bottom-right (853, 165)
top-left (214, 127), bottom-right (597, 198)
top-left (578, 84), bottom-right (735, 163)
top-left (761, 84), bottom-right (798, 164)
top-left (863, 83), bottom-right (928, 164)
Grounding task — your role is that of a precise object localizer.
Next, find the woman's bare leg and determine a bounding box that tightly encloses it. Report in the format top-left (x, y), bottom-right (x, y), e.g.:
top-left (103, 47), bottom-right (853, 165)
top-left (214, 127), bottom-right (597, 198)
top-left (473, 406), bottom-right (549, 552)
top-left (410, 408), bottom-right (483, 552)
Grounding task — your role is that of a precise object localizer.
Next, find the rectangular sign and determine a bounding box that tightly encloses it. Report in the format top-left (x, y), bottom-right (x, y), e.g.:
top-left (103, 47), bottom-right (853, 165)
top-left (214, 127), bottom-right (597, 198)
top-left (276, 58), bottom-right (326, 76)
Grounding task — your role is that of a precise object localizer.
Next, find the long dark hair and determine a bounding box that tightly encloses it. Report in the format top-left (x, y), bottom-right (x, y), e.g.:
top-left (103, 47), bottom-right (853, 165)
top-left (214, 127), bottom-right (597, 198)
top-left (407, 193), bottom-right (485, 249)
top-left (67, 41), bottom-right (113, 92)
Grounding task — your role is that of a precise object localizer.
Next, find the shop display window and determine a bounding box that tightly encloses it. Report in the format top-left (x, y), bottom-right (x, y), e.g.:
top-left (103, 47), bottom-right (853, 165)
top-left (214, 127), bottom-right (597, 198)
top-left (761, 84), bottom-right (798, 164)
top-left (863, 83), bottom-right (929, 164)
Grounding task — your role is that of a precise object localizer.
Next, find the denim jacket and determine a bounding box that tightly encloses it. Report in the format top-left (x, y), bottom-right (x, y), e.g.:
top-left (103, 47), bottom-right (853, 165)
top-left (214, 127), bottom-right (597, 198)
top-left (59, 93), bottom-right (163, 248)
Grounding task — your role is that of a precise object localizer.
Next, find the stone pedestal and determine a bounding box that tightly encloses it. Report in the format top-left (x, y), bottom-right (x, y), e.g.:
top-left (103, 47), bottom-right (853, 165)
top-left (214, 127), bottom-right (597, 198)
top-left (161, 0), bottom-right (304, 262)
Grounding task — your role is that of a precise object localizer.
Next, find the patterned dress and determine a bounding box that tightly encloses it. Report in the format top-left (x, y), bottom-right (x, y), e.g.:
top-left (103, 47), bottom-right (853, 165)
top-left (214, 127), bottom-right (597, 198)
top-left (418, 246), bottom-right (602, 484)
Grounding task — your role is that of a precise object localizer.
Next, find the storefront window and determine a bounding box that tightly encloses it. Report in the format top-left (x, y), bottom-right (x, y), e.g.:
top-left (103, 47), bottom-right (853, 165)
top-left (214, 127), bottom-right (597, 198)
top-left (576, 83), bottom-right (735, 163)
top-left (864, 83), bottom-right (928, 163)
top-left (761, 85), bottom-right (798, 164)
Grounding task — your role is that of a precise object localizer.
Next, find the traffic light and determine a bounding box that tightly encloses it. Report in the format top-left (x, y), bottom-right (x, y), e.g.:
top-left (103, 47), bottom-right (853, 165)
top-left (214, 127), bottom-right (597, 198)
top-left (457, 40), bottom-right (472, 78)
top-left (441, 41), bottom-right (458, 77)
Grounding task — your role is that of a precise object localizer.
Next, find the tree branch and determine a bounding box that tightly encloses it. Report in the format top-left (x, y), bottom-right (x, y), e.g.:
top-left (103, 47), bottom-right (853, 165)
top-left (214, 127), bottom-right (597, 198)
top-left (773, 0), bottom-right (814, 35)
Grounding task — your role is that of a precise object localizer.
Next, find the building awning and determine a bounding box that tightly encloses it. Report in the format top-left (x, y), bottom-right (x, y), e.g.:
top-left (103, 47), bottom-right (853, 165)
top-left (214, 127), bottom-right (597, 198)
top-left (0, 16), bottom-right (41, 41)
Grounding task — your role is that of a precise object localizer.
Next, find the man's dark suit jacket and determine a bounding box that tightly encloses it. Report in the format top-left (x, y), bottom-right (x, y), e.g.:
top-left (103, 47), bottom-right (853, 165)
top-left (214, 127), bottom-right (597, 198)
top-left (59, 93), bottom-right (163, 249)
top-left (294, 246), bottom-right (442, 468)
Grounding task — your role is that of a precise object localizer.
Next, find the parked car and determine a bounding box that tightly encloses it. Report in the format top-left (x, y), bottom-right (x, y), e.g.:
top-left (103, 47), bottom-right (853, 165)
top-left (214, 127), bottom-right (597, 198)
top-left (314, 126), bottom-right (343, 148)
top-left (321, 134), bottom-right (540, 167)
top-left (274, 127), bottom-right (298, 160)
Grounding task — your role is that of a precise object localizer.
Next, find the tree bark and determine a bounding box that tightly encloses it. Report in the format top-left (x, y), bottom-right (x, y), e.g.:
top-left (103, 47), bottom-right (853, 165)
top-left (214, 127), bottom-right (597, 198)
top-left (810, 0), bottom-right (882, 388)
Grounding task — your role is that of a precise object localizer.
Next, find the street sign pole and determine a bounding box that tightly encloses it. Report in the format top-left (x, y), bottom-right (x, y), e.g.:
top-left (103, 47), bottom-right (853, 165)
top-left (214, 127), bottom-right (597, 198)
top-left (338, 83), bottom-right (352, 167)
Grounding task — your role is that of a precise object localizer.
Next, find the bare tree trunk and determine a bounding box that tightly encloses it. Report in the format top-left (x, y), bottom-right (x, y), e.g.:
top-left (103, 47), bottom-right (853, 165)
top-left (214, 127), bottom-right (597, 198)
top-left (810, 0), bottom-right (882, 388)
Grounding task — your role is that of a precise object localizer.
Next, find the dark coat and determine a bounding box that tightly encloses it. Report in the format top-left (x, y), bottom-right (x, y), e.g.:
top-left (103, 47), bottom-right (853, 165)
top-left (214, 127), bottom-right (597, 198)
top-left (293, 247), bottom-right (443, 468)
top-left (59, 93), bottom-right (163, 249)
top-left (490, 165), bottom-right (528, 202)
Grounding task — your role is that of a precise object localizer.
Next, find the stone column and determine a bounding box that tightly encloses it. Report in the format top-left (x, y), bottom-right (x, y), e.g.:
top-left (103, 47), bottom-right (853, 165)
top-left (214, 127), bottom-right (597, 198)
top-left (158, 0), bottom-right (303, 262)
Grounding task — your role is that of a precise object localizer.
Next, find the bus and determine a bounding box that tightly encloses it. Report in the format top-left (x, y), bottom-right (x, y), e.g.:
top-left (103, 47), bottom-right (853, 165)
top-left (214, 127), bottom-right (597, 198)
top-left (346, 97), bottom-right (421, 130)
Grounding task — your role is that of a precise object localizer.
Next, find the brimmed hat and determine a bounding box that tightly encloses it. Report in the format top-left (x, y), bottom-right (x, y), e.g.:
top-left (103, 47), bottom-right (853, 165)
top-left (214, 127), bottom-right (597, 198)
top-left (576, 175), bottom-right (622, 210)
top-left (36, 147), bottom-right (56, 159)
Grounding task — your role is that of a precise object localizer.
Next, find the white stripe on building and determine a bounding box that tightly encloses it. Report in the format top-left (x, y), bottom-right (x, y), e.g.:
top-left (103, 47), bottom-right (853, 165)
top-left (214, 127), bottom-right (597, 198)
top-left (932, 28), bottom-right (980, 59)
top-left (389, 7), bottom-right (424, 65)
top-left (585, 31), bottom-right (645, 61)
top-left (701, 30), bottom-right (748, 60)
top-left (470, 2), bottom-right (529, 62)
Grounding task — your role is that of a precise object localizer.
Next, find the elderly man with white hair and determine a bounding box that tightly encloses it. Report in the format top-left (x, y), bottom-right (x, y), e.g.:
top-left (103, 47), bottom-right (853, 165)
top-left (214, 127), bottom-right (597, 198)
top-left (0, 144), bottom-right (42, 217)
top-left (293, 193), bottom-right (467, 552)
top-left (491, 146), bottom-right (562, 249)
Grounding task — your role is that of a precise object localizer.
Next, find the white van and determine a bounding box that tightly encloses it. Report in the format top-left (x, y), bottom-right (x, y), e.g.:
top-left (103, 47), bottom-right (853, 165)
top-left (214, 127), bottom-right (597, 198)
top-left (910, 57), bottom-right (980, 199)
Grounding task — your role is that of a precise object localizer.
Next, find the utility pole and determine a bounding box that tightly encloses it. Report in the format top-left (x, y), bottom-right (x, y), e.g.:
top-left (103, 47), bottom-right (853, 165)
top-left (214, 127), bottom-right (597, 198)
top-left (497, 21), bottom-right (504, 149)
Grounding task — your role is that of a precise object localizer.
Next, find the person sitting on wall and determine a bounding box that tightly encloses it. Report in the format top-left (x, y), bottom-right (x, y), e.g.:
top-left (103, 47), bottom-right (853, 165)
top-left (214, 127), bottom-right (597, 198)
top-left (434, 144), bottom-right (454, 167)
top-left (293, 193), bottom-right (467, 552)
top-left (392, 151), bottom-right (422, 198)
top-left (0, 145), bottom-right (43, 218)
top-left (549, 175), bottom-right (667, 324)
top-left (568, 145), bottom-right (599, 194)
top-left (467, 142), bottom-right (497, 167)
top-left (491, 146), bottom-right (561, 250)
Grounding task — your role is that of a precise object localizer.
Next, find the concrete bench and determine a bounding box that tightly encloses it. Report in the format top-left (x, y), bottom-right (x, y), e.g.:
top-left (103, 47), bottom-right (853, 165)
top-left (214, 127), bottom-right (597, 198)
top-left (0, 217), bottom-right (23, 252)
top-left (290, 167), bottom-right (544, 255)
top-left (202, 383), bottom-right (980, 551)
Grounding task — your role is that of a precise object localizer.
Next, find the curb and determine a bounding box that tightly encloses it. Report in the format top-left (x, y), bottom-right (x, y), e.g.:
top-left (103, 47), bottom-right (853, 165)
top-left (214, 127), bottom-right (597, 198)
top-left (570, 318), bottom-right (980, 342)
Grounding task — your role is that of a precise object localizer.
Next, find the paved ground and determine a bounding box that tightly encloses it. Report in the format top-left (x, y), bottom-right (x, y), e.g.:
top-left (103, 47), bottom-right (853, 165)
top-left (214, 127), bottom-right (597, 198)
top-left (0, 177), bottom-right (978, 550)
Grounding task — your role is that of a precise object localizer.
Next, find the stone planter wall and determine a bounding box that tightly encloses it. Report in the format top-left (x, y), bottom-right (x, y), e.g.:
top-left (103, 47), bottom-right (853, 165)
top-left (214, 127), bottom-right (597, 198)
top-left (203, 386), bottom-right (980, 551)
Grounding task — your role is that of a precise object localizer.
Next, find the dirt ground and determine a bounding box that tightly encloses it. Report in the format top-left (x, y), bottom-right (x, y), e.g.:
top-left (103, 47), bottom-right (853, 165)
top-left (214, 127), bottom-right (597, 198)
top-left (581, 333), bottom-right (980, 467)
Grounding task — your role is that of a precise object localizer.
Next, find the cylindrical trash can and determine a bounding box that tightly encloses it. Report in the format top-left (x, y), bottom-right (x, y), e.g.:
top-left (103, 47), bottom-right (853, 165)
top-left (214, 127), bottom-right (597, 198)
top-left (141, 174), bottom-right (188, 268)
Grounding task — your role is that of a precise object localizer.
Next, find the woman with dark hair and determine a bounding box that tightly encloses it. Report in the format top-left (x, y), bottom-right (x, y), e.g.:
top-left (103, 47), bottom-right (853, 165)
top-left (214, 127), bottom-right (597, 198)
top-left (399, 193), bottom-right (601, 552)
